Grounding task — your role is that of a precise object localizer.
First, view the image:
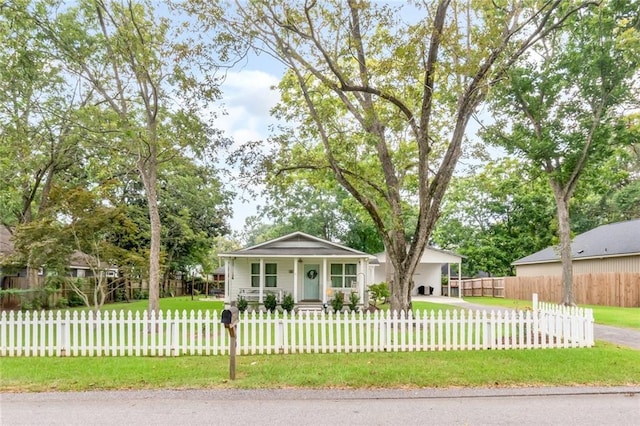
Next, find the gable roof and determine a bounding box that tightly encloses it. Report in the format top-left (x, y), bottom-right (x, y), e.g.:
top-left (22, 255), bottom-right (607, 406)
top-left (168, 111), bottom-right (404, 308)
top-left (513, 219), bottom-right (640, 265)
top-left (220, 231), bottom-right (372, 258)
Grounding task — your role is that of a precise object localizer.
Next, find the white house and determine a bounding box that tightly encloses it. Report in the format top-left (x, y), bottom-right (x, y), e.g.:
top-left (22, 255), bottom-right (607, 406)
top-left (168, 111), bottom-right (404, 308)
top-left (219, 232), bottom-right (377, 306)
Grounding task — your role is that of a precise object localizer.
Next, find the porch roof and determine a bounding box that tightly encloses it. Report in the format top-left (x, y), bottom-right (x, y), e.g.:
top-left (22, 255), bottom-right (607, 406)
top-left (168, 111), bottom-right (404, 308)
top-left (219, 231), bottom-right (375, 260)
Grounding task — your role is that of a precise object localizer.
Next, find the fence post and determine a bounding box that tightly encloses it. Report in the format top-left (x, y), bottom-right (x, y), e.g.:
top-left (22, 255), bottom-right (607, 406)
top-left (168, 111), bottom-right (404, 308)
top-left (532, 293), bottom-right (538, 312)
top-left (58, 311), bottom-right (68, 357)
top-left (170, 321), bottom-right (179, 356)
top-left (277, 320), bottom-right (284, 354)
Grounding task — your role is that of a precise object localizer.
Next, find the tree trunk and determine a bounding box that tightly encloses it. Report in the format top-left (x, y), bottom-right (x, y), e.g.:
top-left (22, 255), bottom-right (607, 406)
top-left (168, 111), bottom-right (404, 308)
top-left (140, 158), bottom-right (161, 314)
top-left (26, 265), bottom-right (40, 295)
top-left (551, 181), bottom-right (575, 306)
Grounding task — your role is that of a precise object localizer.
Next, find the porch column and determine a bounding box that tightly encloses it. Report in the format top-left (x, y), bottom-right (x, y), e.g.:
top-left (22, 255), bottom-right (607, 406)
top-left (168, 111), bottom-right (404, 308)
top-left (458, 261), bottom-right (462, 299)
top-left (259, 258), bottom-right (265, 303)
top-left (293, 258), bottom-right (299, 303)
top-left (322, 258), bottom-right (328, 304)
top-left (224, 259), bottom-right (231, 304)
top-left (359, 258), bottom-right (366, 305)
top-left (447, 263), bottom-right (451, 298)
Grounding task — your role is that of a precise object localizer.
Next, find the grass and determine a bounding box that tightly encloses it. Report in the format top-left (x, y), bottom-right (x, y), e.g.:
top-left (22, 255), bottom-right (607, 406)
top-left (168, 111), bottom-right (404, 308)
top-left (1, 342), bottom-right (638, 392)
top-left (61, 296), bottom-right (224, 314)
top-left (464, 297), bottom-right (640, 330)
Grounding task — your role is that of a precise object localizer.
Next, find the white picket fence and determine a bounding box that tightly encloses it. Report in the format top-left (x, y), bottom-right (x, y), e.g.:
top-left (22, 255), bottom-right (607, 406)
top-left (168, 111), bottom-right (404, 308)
top-left (0, 298), bottom-right (594, 357)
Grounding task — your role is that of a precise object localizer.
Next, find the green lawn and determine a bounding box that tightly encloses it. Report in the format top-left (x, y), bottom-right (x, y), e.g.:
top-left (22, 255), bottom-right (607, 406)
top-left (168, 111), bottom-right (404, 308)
top-left (464, 297), bottom-right (640, 330)
top-left (1, 342), bottom-right (638, 392)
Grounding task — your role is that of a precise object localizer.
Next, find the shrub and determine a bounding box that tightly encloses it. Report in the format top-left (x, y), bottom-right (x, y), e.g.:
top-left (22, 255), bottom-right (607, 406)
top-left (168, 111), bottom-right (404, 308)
top-left (330, 292), bottom-right (344, 312)
top-left (133, 289), bottom-right (148, 300)
top-left (281, 292), bottom-right (295, 313)
top-left (237, 295), bottom-right (248, 312)
top-left (114, 288), bottom-right (127, 302)
top-left (67, 291), bottom-right (85, 307)
top-left (368, 282), bottom-right (390, 308)
top-left (264, 292), bottom-right (278, 312)
top-left (348, 292), bottom-right (360, 312)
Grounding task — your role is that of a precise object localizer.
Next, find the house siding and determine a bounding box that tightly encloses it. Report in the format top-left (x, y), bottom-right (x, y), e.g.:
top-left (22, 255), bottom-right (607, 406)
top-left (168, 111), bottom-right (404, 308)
top-left (516, 254), bottom-right (640, 277)
top-left (227, 257), bottom-right (367, 303)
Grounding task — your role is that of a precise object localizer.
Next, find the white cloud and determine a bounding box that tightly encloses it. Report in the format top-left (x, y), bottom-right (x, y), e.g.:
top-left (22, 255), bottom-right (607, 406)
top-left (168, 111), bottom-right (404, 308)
top-left (213, 69), bottom-right (282, 234)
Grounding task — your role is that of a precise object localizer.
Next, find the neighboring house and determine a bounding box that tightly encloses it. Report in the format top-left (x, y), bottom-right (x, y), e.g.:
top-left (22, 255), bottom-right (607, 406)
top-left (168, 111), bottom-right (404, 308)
top-left (67, 251), bottom-right (118, 279)
top-left (0, 225), bottom-right (117, 281)
top-left (373, 247), bottom-right (464, 297)
top-left (219, 232), bottom-right (377, 306)
top-left (512, 219), bottom-right (640, 276)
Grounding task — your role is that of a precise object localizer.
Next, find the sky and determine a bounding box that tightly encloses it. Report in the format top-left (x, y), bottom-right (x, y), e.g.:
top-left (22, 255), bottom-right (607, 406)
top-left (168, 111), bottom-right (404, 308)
top-left (211, 54), bottom-right (285, 233)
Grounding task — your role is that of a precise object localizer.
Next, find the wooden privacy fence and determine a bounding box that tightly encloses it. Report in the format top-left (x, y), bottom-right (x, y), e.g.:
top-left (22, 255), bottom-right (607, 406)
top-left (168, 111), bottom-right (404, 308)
top-left (453, 273), bottom-right (639, 307)
top-left (453, 278), bottom-right (505, 298)
top-left (0, 301), bottom-right (593, 357)
top-left (504, 273), bottom-right (640, 307)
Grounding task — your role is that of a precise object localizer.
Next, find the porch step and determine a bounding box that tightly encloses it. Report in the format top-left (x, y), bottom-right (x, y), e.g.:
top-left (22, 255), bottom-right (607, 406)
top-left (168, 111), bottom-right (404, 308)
top-left (295, 304), bottom-right (324, 313)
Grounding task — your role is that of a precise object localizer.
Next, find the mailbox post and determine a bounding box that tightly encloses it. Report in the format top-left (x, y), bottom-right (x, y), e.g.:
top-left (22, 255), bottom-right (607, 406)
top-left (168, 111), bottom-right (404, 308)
top-left (221, 306), bottom-right (239, 380)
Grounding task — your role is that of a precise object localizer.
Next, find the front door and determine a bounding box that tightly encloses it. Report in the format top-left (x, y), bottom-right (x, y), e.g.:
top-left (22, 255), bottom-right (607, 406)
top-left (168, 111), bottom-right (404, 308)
top-left (303, 264), bottom-right (320, 300)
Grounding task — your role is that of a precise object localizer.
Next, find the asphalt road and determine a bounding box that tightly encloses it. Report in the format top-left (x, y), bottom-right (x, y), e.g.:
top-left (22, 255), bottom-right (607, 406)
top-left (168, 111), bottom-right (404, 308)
top-left (1, 387), bottom-right (639, 425)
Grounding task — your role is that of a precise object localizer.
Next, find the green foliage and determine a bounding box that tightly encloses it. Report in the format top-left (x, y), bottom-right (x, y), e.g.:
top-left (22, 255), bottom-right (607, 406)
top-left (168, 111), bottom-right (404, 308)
top-left (264, 292), bottom-right (278, 312)
top-left (368, 283), bottom-right (390, 308)
top-left (281, 292), bottom-right (295, 313)
top-left (348, 292), bottom-right (360, 312)
top-left (236, 295), bottom-right (248, 313)
top-left (330, 292), bottom-right (344, 312)
top-left (432, 159), bottom-right (556, 276)
top-left (67, 290), bottom-right (86, 307)
top-left (133, 289), bottom-right (148, 300)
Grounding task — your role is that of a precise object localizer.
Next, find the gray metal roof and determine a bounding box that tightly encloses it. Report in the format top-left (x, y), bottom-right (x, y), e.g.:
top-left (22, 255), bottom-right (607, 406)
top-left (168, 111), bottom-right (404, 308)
top-left (220, 231), bottom-right (373, 258)
top-left (513, 219), bottom-right (640, 265)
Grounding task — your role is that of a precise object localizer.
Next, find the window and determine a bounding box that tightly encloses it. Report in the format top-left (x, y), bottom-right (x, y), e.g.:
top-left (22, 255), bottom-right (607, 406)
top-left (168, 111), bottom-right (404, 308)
top-left (251, 263), bottom-right (277, 287)
top-left (330, 263), bottom-right (357, 288)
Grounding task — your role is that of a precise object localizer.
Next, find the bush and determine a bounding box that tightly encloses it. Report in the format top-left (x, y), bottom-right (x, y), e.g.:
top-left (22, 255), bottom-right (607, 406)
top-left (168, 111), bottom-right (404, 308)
top-left (368, 282), bottom-right (390, 308)
top-left (237, 295), bottom-right (248, 313)
top-left (114, 288), bottom-right (127, 303)
top-left (348, 292), bottom-right (360, 312)
top-left (281, 292), bottom-right (295, 313)
top-left (330, 292), bottom-right (344, 312)
top-left (133, 289), bottom-right (148, 300)
top-left (264, 292), bottom-right (278, 312)
top-left (67, 291), bottom-right (85, 307)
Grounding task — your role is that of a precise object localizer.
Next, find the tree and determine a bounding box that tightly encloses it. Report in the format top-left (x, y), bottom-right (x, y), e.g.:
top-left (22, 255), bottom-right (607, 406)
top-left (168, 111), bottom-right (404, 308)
top-left (433, 158), bottom-right (557, 277)
top-left (483, 2), bottom-right (640, 305)
top-left (32, 0), bottom-right (227, 313)
top-left (50, 185), bottom-right (134, 311)
top-left (211, 0), bottom-right (594, 311)
top-left (159, 158), bottom-right (232, 287)
top-left (0, 0), bottom-right (90, 289)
